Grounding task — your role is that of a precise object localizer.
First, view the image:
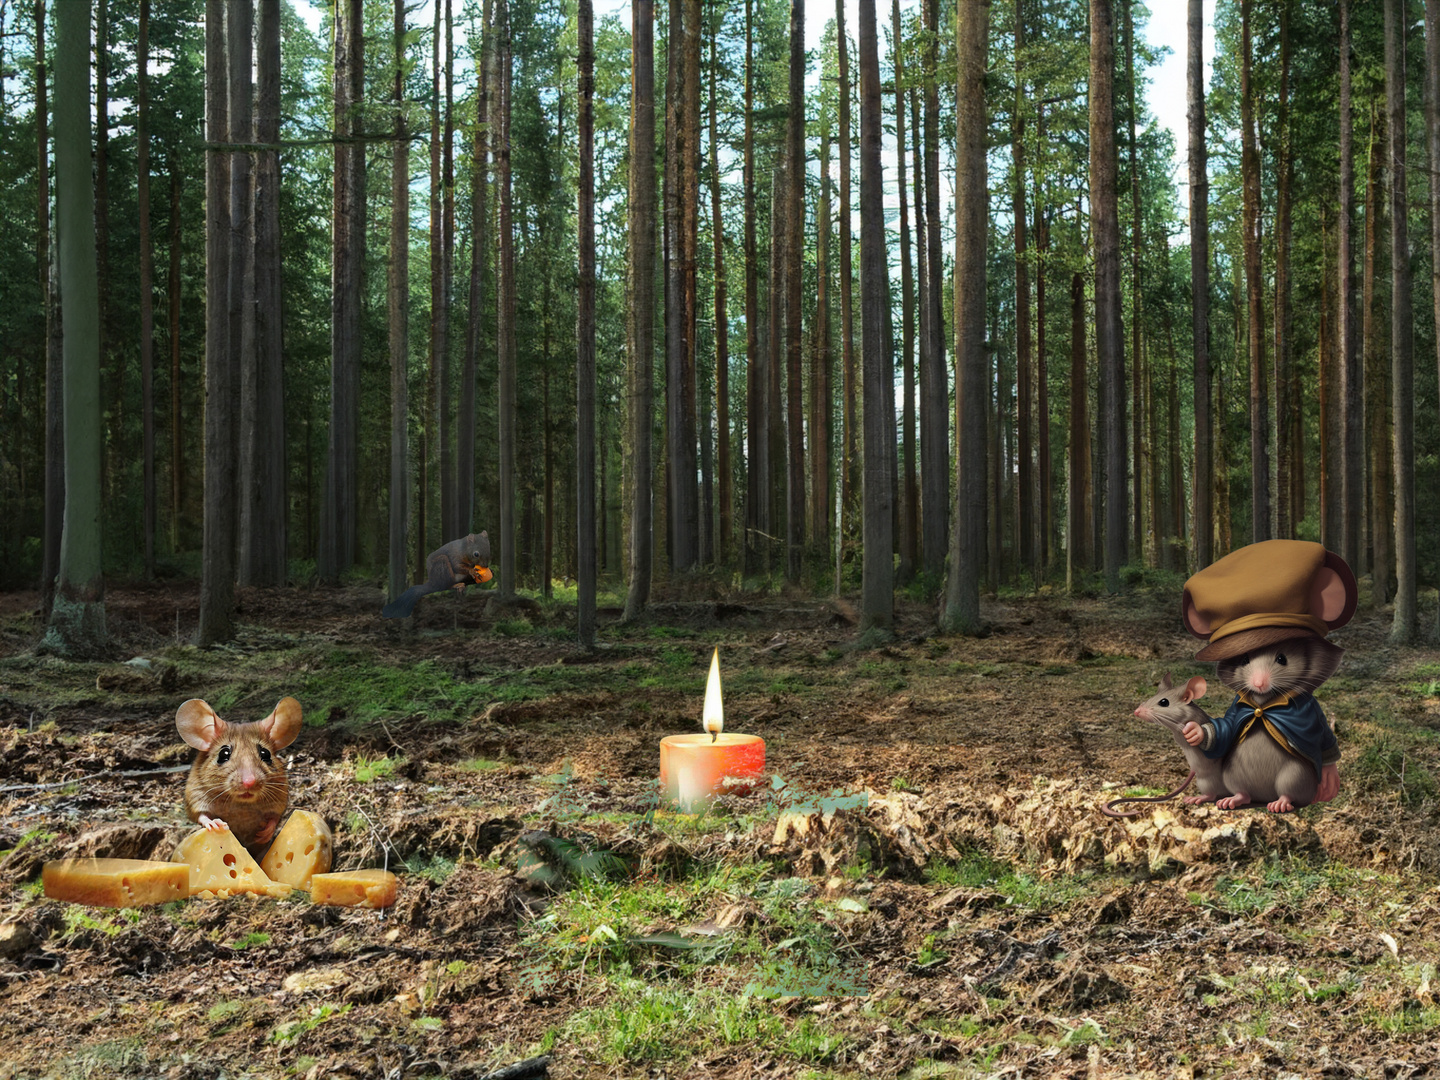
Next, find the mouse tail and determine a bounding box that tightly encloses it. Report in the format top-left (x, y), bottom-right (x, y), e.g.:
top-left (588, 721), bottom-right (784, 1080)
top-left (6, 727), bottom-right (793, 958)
top-left (1101, 771), bottom-right (1196, 819)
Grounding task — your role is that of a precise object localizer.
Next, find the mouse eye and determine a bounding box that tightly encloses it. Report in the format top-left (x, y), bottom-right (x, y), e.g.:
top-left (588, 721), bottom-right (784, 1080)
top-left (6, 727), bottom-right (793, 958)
top-left (217, 745), bottom-right (232, 765)
top-left (1275, 652), bottom-right (1287, 665)
top-left (1157, 698), bottom-right (1169, 707)
top-left (258, 747), bottom-right (273, 765)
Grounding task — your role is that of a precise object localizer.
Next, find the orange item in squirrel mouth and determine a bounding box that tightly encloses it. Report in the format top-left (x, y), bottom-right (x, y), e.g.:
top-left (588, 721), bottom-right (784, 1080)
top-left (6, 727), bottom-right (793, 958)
top-left (473, 566), bottom-right (493, 583)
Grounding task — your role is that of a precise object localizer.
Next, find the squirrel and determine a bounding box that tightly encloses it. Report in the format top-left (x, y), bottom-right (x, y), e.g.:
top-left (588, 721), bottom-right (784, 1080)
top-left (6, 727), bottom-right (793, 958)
top-left (381, 531), bottom-right (492, 619)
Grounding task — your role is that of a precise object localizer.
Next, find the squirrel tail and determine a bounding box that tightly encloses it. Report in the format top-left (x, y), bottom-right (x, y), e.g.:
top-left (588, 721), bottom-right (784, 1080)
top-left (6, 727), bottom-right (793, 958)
top-left (381, 584), bottom-right (433, 619)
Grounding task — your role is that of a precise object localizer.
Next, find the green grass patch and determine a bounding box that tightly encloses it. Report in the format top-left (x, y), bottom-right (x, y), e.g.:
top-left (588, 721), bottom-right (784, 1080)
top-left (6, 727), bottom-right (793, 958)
top-left (270, 1003), bottom-right (353, 1047)
top-left (1349, 736), bottom-right (1437, 807)
top-left (351, 754), bottom-right (403, 783)
top-left (228, 931), bottom-right (272, 950)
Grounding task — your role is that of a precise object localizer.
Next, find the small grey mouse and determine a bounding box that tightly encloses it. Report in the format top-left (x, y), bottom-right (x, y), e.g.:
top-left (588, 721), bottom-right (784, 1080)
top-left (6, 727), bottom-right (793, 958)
top-left (1102, 674), bottom-right (1225, 818)
top-left (1193, 637), bottom-right (1341, 813)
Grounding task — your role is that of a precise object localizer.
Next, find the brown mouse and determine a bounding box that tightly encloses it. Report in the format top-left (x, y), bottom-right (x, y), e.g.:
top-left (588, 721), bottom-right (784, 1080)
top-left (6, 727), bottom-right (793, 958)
top-left (177, 697), bottom-right (302, 855)
top-left (1102, 674), bottom-right (1225, 818)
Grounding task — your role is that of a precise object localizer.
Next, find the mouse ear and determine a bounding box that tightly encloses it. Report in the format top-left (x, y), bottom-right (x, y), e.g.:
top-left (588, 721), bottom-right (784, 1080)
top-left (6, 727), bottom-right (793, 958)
top-left (1182, 676), bottom-right (1208, 704)
top-left (257, 697), bottom-right (303, 749)
top-left (176, 699), bottom-right (223, 751)
top-left (1158, 672), bottom-right (1174, 691)
top-left (1313, 553), bottom-right (1359, 630)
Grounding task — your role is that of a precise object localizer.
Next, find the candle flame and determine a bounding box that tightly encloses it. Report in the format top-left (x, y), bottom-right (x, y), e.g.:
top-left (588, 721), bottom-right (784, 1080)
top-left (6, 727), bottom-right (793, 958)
top-left (703, 647), bottom-right (724, 739)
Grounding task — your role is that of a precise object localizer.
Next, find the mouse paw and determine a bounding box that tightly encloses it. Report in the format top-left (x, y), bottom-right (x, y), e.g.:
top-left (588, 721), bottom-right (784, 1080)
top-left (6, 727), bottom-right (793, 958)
top-left (198, 814), bottom-right (230, 833)
top-left (1182, 795), bottom-right (1217, 804)
top-left (254, 817), bottom-right (279, 845)
top-left (1266, 795), bottom-right (1297, 813)
top-left (1215, 794), bottom-right (1252, 810)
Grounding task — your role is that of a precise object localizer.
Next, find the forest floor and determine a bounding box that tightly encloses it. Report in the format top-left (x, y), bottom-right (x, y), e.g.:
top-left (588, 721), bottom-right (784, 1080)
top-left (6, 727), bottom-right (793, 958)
top-left (3, 573), bottom-right (1440, 1079)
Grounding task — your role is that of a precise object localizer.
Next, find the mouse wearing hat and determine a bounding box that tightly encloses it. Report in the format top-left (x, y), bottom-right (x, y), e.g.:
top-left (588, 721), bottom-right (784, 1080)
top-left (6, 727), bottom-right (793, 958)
top-left (1176, 540), bottom-right (1358, 812)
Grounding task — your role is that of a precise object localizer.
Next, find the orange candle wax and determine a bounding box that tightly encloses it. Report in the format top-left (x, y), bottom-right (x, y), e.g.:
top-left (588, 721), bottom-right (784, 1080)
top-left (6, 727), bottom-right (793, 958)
top-left (659, 733), bottom-right (766, 812)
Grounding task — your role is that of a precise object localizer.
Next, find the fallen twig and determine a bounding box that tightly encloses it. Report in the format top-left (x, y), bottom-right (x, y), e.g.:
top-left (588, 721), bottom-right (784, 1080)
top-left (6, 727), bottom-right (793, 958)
top-left (0, 764), bottom-right (190, 795)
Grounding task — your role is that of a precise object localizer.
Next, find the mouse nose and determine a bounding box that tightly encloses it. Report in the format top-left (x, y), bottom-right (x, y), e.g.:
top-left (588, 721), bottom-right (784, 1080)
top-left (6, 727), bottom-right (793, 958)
top-left (1133, 707), bottom-right (1144, 717)
top-left (1252, 671), bottom-right (1270, 693)
top-left (240, 773), bottom-right (259, 790)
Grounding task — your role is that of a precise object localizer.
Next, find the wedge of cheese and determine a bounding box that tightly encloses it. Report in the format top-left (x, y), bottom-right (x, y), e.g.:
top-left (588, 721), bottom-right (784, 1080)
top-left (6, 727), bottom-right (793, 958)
top-left (309, 868), bottom-right (400, 909)
top-left (259, 811), bottom-right (333, 892)
top-left (170, 828), bottom-right (291, 899)
top-left (43, 858), bottom-right (189, 908)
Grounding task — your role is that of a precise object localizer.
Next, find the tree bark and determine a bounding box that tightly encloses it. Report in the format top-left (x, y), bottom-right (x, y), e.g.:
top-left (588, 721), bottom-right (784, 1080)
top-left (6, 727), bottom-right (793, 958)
top-left (893, 0), bottom-right (916, 587)
top-left (442, 0), bottom-right (456, 542)
top-left (1385, 0), bottom-right (1415, 641)
top-left (858, 0), bottom-right (894, 636)
top-left (685, 0), bottom-right (703, 569)
top-left (1364, 98), bottom-right (1392, 602)
top-left (1125, 0), bottom-right (1142, 565)
top-left (743, 0), bottom-right (761, 575)
top-left (319, 0), bottom-right (364, 585)
top-left (1339, 0), bottom-right (1361, 573)
top-left (497, 0), bottom-right (518, 600)
top-left (710, 4), bottom-right (732, 565)
top-left (168, 165), bottom-right (181, 554)
top-left (1090, 0), bottom-right (1125, 590)
top-left (785, 0), bottom-right (806, 583)
top-left (943, 0), bottom-right (988, 632)
top-left (197, 0), bottom-right (234, 644)
top-left (624, 0), bottom-right (655, 619)
top-left (95, 0), bottom-right (112, 478)
top-left (1013, 0), bottom-right (1032, 581)
top-left (813, 115), bottom-right (832, 554)
top-left (137, 0), bottom-right (155, 580)
top-left (1066, 270), bottom-right (1091, 588)
top-left (460, 0), bottom-right (490, 536)
top-left (1187, 0), bottom-right (1211, 570)
top-left (1035, 104), bottom-right (1050, 572)
top-left (46, 0), bottom-right (107, 656)
top-left (427, 1), bottom-right (444, 554)
top-left (1273, 0), bottom-right (1293, 540)
top-left (388, 0), bottom-right (410, 606)
top-left (837, 0), bottom-right (857, 566)
top-left (1240, 0), bottom-right (1268, 544)
top-left (38, 0), bottom-right (63, 614)
top-left (920, 0), bottom-right (947, 583)
top-left (578, 0), bottom-right (596, 647)
top-left (1425, 0), bottom-right (1440, 637)
top-left (230, 0), bottom-right (255, 587)
top-left (767, 163), bottom-right (786, 569)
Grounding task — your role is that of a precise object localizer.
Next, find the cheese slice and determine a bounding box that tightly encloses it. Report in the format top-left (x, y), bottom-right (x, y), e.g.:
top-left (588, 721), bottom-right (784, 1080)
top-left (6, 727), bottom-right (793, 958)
top-left (43, 858), bottom-right (189, 908)
top-left (259, 811), bottom-right (333, 892)
top-left (170, 828), bottom-right (291, 899)
top-left (309, 868), bottom-right (400, 909)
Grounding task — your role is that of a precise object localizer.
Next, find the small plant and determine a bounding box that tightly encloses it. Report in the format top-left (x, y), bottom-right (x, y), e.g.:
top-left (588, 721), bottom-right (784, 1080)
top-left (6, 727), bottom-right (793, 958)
top-left (352, 754), bottom-right (402, 783)
top-left (229, 931), bottom-right (272, 950)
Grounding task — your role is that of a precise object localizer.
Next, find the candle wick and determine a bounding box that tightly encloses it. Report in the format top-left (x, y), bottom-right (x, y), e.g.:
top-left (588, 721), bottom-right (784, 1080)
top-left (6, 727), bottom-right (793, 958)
top-left (711, 731), bottom-right (717, 744)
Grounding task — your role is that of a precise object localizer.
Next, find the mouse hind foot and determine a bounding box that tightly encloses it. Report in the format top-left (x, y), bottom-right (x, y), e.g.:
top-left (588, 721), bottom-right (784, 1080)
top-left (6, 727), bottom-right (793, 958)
top-left (1216, 792), bottom-right (1253, 810)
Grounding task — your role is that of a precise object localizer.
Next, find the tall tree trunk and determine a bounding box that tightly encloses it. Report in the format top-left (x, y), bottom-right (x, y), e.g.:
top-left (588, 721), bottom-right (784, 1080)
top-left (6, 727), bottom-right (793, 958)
top-left (168, 165), bottom-right (181, 554)
top-left (919, 0), bottom-right (947, 582)
top-left (1240, 0), bottom-right (1268, 544)
top-left (785, 0), bottom-right (806, 582)
top-left (1339, 0), bottom-right (1361, 573)
top-left (1067, 270), bottom-right (1091, 587)
top-left (138, 0), bottom-right (155, 580)
top-left (1013, 0), bottom-right (1032, 581)
top-left (1386, 0), bottom-right (1415, 641)
top-left (623, 0), bottom-right (655, 619)
top-left (813, 117), bottom-right (832, 554)
top-left (428, 1), bottom-right (443, 552)
top-left (578, 0), bottom-right (596, 646)
top-left (38, 0), bottom-right (63, 613)
top-left (943, 0), bottom-right (988, 631)
top-left (197, 0), bottom-right (234, 644)
top-left (246, 0), bottom-right (284, 585)
top-left (893, 0), bottom-right (916, 587)
top-left (1035, 105), bottom-right (1051, 572)
top-left (767, 163), bottom-right (786, 570)
top-left (1273, 0), bottom-right (1293, 539)
top-left (858, 0), bottom-right (894, 635)
top-left (1187, 0), bottom-right (1211, 570)
top-left (1426, 0), bottom-right (1440, 637)
top-left (744, 0), bottom-right (760, 575)
top-left (1319, 212), bottom-right (1336, 549)
top-left (1123, 0), bottom-right (1143, 565)
top-left (230, 0), bottom-right (255, 587)
top-left (388, 0), bottom-right (410, 606)
top-left (685, 0), bottom-right (703, 569)
top-left (95, 0), bottom-right (112, 483)
top-left (460, 0), bottom-right (490, 536)
top-left (910, 68), bottom-right (929, 574)
top-left (1090, 0), bottom-right (1125, 590)
top-left (46, 0), bottom-right (107, 656)
top-left (1365, 98), bottom-right (1391, 601)
top-left (319, 0), bottom-right (363, 585)
top-left (442, 0), bottom-right (456, 542)
top-left (1167, 319), bottom-right (1185, 569)
top-left (497, 0), bottom-right (517, 599)
top-left (710, 5), bottom-right (731, 565)
top-left (837, 0), bottom-right (857, 566)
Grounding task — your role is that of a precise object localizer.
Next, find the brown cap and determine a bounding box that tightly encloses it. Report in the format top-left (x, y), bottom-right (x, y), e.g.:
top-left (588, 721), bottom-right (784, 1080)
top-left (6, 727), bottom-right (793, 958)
top-left (1181, 540), bottom-right (1357, 662)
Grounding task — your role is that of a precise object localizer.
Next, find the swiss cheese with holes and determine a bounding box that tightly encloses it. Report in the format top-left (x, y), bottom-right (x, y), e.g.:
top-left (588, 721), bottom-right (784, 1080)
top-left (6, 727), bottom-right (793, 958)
top-left (170, 828), bottom-right (292, 899)
top-left (43, 858), bottom-right (189, 907)
top-left (310, 868), bottom-right (400, 908)
top-left (258, 811), bottom-right (333, 891)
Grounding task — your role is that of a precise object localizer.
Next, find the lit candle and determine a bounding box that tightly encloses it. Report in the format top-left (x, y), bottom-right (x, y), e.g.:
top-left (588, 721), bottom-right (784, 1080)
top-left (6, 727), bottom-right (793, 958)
top-left (659, 648), bottom-right (765, 812)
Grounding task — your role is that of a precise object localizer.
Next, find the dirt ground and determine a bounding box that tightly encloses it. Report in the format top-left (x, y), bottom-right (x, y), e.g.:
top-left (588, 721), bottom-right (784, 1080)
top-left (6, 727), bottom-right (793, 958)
top-left (3, 578), bottom-right (1440, 1078)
